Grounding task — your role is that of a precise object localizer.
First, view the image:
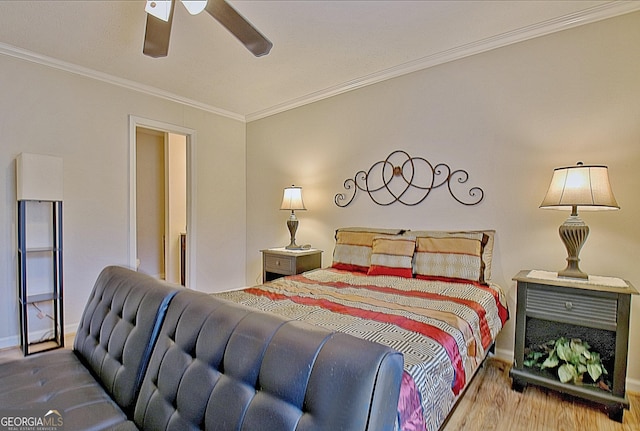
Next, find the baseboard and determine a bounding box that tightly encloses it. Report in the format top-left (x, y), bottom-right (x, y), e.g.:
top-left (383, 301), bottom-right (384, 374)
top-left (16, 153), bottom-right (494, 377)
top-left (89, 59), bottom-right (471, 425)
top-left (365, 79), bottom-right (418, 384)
top-left (627, 378), bottom-right (640, 394)
top-left (493, 347), bottom-right (513, 363)
top-left (0, 322), bottom-right (77, 351)
top-left (0, 334), bottom-right (18, 351)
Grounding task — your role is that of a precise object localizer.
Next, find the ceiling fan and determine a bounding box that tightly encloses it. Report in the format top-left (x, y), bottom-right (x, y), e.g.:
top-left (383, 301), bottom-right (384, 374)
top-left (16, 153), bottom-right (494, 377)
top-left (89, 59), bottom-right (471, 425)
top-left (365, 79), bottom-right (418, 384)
top-left (143, 0), bottom-right (272, 58)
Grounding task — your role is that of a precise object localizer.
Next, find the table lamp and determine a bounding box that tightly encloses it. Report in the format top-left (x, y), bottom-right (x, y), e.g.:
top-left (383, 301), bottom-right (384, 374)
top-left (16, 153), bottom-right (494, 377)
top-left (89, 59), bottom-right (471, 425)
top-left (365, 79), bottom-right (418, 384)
top-left (540, 162), bottom-right (619, 279)
top-left (280, 185), bottom-right (306, 249)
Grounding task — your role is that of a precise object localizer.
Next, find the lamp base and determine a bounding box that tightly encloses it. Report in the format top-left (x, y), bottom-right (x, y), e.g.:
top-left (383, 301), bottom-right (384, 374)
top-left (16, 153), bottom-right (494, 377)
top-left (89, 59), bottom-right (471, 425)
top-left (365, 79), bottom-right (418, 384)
top-left (557, 214), bottom-right (589, 279)
top-left (285, 213), bottom-right (300, 249)
top-left (558, 267), bottom-right (588, 279)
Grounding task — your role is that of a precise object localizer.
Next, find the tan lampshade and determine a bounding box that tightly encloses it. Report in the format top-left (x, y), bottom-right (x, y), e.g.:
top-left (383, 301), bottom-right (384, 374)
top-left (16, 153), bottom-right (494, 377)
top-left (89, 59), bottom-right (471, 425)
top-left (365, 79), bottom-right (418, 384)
top-left (280, 186), bottom-right (306, 211)
top-left (16, 153), bottom-right (63, 201)
top-left (540, 163), bottom-right (619, 211)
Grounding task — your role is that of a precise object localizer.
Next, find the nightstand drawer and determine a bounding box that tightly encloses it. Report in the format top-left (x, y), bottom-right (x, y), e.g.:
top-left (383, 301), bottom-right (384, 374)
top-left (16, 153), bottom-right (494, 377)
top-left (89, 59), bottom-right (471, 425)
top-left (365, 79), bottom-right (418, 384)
top-left (264, 254), bottom-right (295, 274)
top-left (262, 248), bottom-right (323, 283)
top-left (527, 285), bottom-right (617, 330)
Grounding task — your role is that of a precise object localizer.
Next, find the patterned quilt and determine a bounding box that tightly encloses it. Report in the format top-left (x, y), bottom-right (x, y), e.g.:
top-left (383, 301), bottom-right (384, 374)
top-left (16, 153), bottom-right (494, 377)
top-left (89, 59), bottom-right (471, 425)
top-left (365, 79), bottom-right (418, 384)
top-left (216, 268), bottom-right (508, 431)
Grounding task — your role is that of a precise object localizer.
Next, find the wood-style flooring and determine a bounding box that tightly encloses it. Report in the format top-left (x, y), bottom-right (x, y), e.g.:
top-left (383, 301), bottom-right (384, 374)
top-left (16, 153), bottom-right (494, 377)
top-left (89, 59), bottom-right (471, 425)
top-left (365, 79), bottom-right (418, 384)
top-left (0, 340), bottom-right (637, 430)
top-left (445, 358), bottom-right (640, 431)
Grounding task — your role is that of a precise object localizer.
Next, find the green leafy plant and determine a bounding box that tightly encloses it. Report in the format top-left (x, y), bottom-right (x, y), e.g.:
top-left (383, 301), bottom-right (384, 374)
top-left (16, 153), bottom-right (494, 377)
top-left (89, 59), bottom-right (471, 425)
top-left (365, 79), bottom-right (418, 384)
top-left (524, 337), bottom-right (608, 387)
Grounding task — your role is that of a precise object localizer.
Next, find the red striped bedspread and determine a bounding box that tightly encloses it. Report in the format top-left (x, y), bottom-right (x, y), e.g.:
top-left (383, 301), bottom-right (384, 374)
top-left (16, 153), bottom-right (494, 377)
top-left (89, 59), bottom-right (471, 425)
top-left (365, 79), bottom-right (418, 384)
top-left (216, 268), bottom-right (508, 431)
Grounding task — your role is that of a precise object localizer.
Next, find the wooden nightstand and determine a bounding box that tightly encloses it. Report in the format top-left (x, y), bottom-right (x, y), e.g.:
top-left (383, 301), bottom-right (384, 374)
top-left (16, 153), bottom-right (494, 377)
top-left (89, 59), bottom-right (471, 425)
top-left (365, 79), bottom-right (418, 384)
top-left (261, 248), bottom-right (322, 283)
top-left (511, 270), bottom-right (638, 422)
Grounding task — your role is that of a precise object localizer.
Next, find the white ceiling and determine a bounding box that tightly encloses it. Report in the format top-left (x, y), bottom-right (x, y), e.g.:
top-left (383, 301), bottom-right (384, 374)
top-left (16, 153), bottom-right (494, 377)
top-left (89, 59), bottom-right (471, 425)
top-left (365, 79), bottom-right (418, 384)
top-left (0, 1), bottom-right (638, 121)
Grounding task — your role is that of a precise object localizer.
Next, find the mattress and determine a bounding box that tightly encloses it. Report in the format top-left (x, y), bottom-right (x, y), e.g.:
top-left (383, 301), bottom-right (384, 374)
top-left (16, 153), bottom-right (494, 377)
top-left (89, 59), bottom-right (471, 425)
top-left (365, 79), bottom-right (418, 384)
top-left (217, 268), bottom-right (508, 431)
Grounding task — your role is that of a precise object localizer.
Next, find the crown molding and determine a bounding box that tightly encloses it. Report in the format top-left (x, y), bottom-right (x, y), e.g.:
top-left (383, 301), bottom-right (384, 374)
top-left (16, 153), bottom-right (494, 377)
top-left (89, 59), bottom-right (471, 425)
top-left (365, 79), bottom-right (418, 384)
top-left (0, 42), bottom-right (245, 122)
top-left (1, 1), bottom-right (638, 124)
top-left (245, 1), bottom-right (640, 122)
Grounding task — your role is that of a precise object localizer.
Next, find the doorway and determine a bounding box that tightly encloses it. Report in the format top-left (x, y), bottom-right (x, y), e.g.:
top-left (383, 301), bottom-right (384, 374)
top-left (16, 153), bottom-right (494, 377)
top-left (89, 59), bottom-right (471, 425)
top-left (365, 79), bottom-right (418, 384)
top-left (129, 116), bottom-right (197, 288)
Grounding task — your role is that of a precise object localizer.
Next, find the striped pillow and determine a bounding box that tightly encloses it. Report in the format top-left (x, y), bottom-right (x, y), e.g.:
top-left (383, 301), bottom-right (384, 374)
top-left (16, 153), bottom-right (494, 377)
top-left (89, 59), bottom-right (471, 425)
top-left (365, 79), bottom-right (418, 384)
top-left (331, 227), bottom-right (404, 273)
top-left (412, 232), bottom-right (487, 283)
top-left (367, 235), bottom-right (416, 278)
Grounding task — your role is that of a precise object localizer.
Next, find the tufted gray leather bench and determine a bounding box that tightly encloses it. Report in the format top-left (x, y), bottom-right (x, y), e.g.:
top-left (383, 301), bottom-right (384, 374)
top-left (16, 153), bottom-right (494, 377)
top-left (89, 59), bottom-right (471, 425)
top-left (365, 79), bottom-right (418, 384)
top-left (0, 266), bottom-right (179, 430)
top-left (134, 289), bottom-right (404, 431)
top-left (0, 266), bottom-right (403, 431)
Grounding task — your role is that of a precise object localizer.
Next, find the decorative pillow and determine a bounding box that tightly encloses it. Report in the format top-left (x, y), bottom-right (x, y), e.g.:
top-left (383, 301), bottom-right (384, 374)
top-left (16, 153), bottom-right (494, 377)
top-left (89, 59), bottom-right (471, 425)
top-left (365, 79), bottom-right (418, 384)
top-left (367, 235), bottom-right (416, 278)
top-left (411, 231), bottom-right (487, 283)
top-left (448, 230), bottom-right (495, 281)
top-left (331, 227), bottom-right (404, 273)
top-left (407, 230), bottom-right (495, 281)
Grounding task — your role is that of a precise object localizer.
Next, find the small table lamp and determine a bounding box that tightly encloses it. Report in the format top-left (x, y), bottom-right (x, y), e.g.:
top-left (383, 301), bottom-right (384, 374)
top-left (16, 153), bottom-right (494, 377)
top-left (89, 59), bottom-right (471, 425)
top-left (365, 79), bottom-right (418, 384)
top-left (540, 162), bottom-right (619, 279)
top-left (280, 185), bottom-right (306, 249)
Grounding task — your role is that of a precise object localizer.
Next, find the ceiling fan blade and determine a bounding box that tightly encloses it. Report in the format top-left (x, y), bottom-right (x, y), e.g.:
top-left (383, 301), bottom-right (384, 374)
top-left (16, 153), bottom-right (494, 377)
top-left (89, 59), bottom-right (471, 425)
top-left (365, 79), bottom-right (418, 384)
top-left (205, 0), bottom-right (272, 57)
top-left (143, 0), bottom-right (175, 58)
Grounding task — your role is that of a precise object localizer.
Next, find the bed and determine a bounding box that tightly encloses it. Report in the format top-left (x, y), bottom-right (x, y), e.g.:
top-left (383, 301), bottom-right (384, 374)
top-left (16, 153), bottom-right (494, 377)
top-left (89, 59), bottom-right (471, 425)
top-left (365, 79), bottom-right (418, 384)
top-left (216, 228), bottom-right (509, 431)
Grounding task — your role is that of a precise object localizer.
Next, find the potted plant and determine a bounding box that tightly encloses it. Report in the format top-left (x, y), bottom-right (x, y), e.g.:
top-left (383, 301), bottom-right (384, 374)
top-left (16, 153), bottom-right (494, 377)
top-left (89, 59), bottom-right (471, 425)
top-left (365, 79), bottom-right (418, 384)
top-left (524, 337), bottom-right (609, 389)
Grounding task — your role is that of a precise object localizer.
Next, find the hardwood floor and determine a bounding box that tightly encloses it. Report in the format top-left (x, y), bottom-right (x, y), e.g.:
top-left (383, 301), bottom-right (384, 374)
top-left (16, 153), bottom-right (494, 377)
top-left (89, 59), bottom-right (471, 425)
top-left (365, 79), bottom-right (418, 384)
top-left (0, 342), bottom-right (637, 430)
top-left (445, 358), bottom-right (640, 431)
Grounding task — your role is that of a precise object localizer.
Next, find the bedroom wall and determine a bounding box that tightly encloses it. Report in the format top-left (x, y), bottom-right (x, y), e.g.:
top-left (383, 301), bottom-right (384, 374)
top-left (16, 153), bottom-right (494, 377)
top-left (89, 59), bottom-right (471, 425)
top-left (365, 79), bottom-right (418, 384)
top-left (246, 12), bottom-right (640, 389)
top-left (0, 53), bottom-right (247, 348)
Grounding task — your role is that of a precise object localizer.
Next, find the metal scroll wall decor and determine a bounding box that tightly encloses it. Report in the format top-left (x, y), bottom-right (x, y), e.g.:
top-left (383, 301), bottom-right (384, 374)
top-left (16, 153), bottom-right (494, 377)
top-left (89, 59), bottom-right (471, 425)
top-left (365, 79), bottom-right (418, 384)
top-left (334, 150), bottom-right (485, 207)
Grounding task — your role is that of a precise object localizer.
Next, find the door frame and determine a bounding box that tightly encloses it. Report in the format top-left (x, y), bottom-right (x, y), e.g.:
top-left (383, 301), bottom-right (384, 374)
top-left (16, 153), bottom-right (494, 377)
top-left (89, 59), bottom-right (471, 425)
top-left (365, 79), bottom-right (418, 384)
top-left (128, 115), bottom-right (197, 288)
